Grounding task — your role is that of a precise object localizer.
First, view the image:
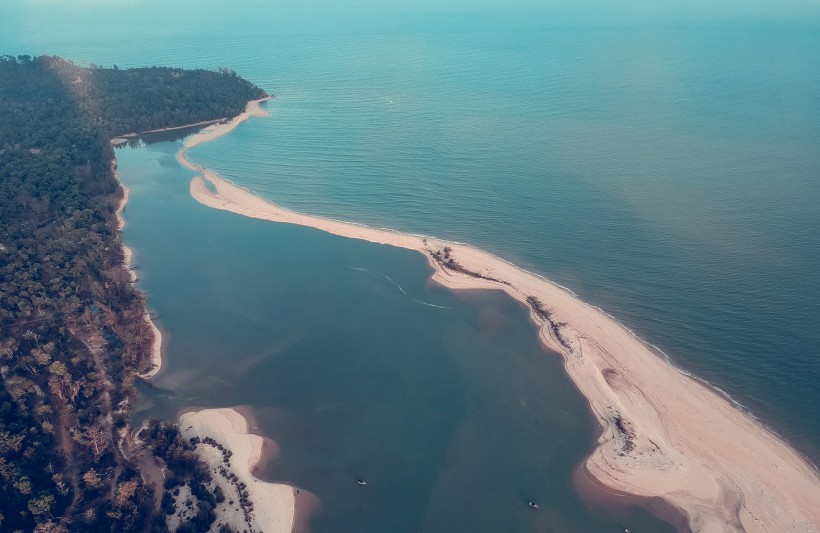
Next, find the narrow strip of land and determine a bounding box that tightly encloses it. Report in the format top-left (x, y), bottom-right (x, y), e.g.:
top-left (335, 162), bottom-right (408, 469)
top-left (184, 97), bottom-right (271, 149)
top-left (179, 100), bottom-right (818, 532)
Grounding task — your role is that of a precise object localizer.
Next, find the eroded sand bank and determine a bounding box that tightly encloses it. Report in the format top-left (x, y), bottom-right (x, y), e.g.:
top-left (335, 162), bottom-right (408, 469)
top-left (176, 99), bottom-right (820, 532)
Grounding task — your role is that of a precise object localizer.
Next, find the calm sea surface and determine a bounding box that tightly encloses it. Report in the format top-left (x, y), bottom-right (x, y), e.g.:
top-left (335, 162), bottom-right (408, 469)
top-left (188, 28), bottom-right (820, 458)
top-left (2, 1), bottom-right (819, 528)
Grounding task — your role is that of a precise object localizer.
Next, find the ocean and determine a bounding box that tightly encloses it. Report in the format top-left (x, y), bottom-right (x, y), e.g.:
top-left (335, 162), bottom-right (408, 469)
top-left (2, 1), bottom-right (819, 529)
top-left (200, 26), bottom-right (820, 456)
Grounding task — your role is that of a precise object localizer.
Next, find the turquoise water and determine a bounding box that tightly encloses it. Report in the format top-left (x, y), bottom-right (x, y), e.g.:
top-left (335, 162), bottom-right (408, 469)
top-left (118, 142), bottom-right (673, 532)
top-left (3, 0), bottom-right (820, 525)
top-left (186, 29), bottom-right (820, 458)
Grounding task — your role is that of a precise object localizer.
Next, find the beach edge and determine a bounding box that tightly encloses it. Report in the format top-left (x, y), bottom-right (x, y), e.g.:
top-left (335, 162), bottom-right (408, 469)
top-left (113, 160), bottom-right (163, 380)
top-left (179, 407), bottom-right (297, 533)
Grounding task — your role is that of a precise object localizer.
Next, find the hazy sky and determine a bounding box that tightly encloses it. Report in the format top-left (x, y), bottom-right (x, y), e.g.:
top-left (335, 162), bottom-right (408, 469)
top-left (5, 0), bottom-right (820, 33)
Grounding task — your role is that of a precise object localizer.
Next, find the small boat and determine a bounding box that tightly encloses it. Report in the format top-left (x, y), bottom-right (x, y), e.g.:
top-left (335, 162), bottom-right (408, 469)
top-left (527, 501), bottom-right (539, 509)
top-left (356, 479), bottom-right (367, 485)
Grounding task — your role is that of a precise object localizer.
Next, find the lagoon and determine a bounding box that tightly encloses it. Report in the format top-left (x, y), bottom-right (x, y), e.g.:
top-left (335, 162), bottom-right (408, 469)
top-left (119, 140), bottom-right (674, 531)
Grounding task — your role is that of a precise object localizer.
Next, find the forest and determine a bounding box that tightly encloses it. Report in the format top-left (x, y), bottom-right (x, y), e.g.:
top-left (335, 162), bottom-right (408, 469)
top-left (0, 55), bottom-right (267, 532)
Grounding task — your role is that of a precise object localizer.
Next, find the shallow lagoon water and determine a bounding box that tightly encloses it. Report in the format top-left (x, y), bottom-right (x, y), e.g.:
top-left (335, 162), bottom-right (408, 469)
top-left (118, 141), bottom-right (673, 531)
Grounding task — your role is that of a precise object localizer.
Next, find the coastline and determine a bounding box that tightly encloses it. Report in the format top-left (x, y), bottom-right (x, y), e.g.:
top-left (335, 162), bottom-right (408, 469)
top-left (112, 119), bottom-right (222, 146)
top-left (179, 407), bottom-right (296, 533)
top-left (184, 96), bottom-right (271, 149)
top-left (176, 99), bottom-right (820, 532)
top-left (113, 160), bottom-right (163, 379)
top-left (111, 97), bottom-right (271, 379)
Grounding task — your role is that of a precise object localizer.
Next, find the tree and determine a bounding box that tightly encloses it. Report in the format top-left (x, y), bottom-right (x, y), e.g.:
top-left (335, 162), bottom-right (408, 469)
top-left (114, 479), bottom-right (138, 508)
top-left (82, 468), bottom-right (102, 489)
top-left (34, 521), bottom-right (69, 533)
top-left (27, 493), bottom-right (54, 517)
top-left (85, 426), bottom-right (108, 459)
top-left (0, 55), bottom-right (267, 532)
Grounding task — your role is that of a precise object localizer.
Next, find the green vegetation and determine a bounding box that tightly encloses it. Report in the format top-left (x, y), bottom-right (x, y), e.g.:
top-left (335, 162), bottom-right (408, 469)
top-left (0, 55), bottom-right (267, 532)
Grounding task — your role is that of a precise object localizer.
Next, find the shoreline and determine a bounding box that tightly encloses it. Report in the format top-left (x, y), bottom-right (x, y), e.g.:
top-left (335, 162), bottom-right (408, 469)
top-left (111, 97), bottom-right (271, 378)
top-left (112, 160), bottom-right (163, 380)
top-left (112, 119), bottom-right (220, 146)
top-left (177, 99), bottom-right (819, 532)
top-left (179, 407), bottom-right (297, 533)
top-left (111, 99), bottom-right (288, 531)
top-left (184, 96), bottom-right (271, 149)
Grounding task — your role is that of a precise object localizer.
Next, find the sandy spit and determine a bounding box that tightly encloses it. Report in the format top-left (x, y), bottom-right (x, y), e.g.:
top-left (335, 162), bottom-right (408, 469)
top-left (177, 99), bottom-right (820, 532)
top-left (180, 408), bottom-right (296, 533)
top-left (112, 160), bottom-right (162, 379)
top-left (111, 118), bottom-right (226, 144)
top-left (184, 97), bottom-right (271, 149)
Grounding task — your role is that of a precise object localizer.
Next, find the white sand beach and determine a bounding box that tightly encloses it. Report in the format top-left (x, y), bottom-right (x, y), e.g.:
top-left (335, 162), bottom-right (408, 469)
top-left (180, 408), bottom-right (296, 533)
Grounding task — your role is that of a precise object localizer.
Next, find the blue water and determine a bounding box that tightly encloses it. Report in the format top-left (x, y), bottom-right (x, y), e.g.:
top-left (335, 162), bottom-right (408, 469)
top-left (185, 28), bottom-right (820, 458)
top-left (183, 30), bottom-right (820, 459)
top-left (2, 0), bottom-right (818, 509)
top-left (117, 141), bottom-right (675, 532)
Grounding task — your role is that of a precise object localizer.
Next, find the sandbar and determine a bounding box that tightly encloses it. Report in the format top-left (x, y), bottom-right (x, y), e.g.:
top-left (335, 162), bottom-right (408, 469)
top-left (178, 99), bottom-right (820, 532)
top-left (179, 407), bottom-right (296, 533)
top-left (184, 97), bottom-right (271, 149)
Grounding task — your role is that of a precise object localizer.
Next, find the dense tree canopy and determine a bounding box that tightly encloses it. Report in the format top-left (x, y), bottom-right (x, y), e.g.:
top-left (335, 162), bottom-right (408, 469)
top-left (0, 55), bottom-right (267, 532)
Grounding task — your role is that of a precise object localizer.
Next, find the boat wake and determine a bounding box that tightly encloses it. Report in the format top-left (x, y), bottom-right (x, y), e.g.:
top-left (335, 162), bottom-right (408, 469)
top-left (348, 266), bottom-right (451, 310)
